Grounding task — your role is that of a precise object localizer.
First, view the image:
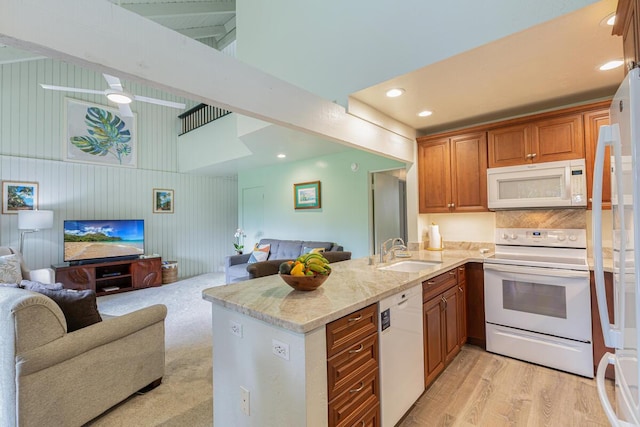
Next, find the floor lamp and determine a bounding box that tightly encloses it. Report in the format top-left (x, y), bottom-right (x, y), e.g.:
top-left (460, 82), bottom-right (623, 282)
top-left (18, 210), bottom-right (54, 254)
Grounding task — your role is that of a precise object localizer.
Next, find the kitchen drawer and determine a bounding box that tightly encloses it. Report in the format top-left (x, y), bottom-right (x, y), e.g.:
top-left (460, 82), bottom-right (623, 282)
top-left (353, 402), bottom-right (380, 427)
top-left (328, 367), bottom-right (379, 427)
top-left (327, 333), bottom-right (379, 401)
top-left (423, 268), bottom-right (457, 302)
top-left (327, 304), bottom-right (378, 357)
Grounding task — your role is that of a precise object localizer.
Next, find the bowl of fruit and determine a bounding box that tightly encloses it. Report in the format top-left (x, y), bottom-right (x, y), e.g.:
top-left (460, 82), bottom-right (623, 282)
top-left (278, 253), bottom-right (332, 291)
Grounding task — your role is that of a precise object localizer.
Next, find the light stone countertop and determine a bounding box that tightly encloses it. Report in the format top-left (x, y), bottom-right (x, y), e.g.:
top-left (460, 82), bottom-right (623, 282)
top-left (202, 249), bottom-right (490, 334)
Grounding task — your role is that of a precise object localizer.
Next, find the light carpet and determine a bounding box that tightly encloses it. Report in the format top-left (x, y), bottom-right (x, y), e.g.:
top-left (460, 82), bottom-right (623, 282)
top-left (86, 273), bottom-right (226, 427)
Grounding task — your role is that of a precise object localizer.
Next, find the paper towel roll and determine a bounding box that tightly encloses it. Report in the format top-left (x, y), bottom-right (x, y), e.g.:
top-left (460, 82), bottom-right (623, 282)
top-left (429, 224), bottom-right (442, 250)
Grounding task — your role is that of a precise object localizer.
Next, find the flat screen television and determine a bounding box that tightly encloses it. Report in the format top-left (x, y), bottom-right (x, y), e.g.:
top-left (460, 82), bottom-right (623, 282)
top-left (63, 219), bottom-right (144, 264)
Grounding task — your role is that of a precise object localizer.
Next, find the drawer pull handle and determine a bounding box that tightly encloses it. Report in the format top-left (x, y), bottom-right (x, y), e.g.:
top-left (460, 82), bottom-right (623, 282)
top-left (458, 267), bottom-right (464, 271)
top-left (348, 315), bottom-right (362, 322)
top-left (426, 281), bottom-right (435, 285)
top-left (449, 271), bottom-right (456, 275)
top-left (349, 344), bottom-right (364, 354)
top-left (350, 382), bottom-right (364, 393)
top-left (459, 286), bottom-right (463, 292)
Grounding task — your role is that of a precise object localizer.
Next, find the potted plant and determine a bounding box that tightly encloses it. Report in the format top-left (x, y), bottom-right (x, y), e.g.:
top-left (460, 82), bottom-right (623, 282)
top-left (233, 228), bottom-right (246, 254)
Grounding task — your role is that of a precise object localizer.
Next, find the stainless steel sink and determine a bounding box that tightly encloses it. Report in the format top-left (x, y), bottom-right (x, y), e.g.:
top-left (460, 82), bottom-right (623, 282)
top-left (378, 260), bottom-right (442, 273)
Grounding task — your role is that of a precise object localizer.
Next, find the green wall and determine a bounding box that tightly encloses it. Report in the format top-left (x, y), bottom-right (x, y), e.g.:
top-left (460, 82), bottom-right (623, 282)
top-left (237, 149), bottom-right (405, 258)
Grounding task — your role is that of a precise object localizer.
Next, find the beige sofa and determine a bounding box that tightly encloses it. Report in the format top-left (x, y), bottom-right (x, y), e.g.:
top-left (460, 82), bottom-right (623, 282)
top-left (0, 287), bottom-right (167, 426)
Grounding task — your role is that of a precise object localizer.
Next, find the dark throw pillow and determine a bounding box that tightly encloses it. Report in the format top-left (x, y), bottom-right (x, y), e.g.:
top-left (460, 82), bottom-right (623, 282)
top-left (34, 288), bottom-right (102, 332)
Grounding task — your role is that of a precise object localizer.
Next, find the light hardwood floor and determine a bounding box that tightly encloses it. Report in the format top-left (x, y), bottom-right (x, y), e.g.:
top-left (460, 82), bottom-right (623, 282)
top-left (399, 345), bottom-right (614, 427)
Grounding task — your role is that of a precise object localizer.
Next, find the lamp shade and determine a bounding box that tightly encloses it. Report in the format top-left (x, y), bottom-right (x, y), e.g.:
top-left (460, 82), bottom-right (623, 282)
top-left (18, 210), bottom-right (54, 230)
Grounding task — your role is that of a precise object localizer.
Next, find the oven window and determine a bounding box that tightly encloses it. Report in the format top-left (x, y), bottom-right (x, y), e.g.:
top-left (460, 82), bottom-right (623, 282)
top-left (502, 280), bottom-right (567, 319)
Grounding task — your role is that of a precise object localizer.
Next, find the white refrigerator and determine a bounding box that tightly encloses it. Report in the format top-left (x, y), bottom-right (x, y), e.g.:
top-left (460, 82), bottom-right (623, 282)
top-left (593, 66), bottom-right (640, 426)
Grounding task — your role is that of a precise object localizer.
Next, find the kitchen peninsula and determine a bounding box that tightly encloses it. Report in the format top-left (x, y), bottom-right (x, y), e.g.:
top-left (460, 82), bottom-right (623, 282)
top-left (202, 249), bottom-right (486, 426)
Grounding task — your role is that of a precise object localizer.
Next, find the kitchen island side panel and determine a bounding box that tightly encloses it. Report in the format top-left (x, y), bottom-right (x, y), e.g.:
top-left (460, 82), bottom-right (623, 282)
top-left (211, 304), bottom-right (327, 427)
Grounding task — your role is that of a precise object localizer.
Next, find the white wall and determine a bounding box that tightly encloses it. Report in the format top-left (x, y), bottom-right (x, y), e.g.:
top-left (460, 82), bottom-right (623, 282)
top-left (0, 58), bottom-right (238, 277)
top-left (238, 150), bottom-right (405, 258)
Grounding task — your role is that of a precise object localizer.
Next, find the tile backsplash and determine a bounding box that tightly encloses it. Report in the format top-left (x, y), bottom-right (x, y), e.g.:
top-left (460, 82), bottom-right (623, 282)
top-left (496, 209), bottom-right (586, 229)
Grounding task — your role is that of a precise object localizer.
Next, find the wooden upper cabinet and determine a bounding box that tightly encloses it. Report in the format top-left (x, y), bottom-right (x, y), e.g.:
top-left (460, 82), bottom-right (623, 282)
top-left (487, 123), bottom-right (529, 167)
top-left (450, 133), bottom-right (488, 212)
top-left (614, 0), bottom-right (639, 74)
top-left (418, 138), bottom-right (451, 213)
top-left (417, 133), bottom-right (487, 214)
top-left (488, 114), bottom-right (584, 167)
top-left (584, 109), bottom-right (611, 210)
top-left (532, 114), bottom-right (584, 162)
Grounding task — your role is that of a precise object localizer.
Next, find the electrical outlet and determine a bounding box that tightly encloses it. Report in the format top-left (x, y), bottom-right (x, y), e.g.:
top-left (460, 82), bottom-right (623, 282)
top-left (240, 386), bottom-right (250, 415)
top-left (272, 339), bottom-right (290, 360)
top-left (229, 320), bottom-right (243, 338)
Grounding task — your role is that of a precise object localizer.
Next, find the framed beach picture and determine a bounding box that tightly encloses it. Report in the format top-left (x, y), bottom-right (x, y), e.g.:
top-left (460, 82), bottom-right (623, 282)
top-left (2, 181), bottom-right (38, 214)
top-left (64, 98), bottom-right (137, 168)
top-left (294, 181), bottom-right (321, 210)
top-left (153, 188), bottom-right (174, 213)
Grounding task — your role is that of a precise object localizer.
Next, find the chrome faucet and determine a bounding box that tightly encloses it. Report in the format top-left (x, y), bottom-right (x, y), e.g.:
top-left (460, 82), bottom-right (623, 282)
top-left (380, 237), bottom-right (406, 262)
top-left (379, 238), bottom-right (394, 263)
top-left (388, 238), bottom-right (407, 260)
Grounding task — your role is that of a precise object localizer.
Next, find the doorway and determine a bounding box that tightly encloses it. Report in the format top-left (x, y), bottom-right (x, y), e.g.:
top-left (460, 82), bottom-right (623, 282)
top-left (370, 169), bottom-right (407, 255)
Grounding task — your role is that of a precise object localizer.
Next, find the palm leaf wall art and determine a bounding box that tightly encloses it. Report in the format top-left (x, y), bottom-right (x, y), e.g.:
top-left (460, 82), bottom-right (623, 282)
top-left (64, 98), bottom-right (137, 168)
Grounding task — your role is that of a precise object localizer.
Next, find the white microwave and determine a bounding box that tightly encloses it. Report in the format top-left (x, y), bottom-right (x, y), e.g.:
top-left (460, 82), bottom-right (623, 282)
top-left (487, 159), bottom-right (587, 210)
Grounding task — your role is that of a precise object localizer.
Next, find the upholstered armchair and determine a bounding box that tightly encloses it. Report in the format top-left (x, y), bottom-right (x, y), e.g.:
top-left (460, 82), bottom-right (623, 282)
top-left (0, 247), bottom-right (54, 284)
top-left (0, 287), bottom-right (167, 426)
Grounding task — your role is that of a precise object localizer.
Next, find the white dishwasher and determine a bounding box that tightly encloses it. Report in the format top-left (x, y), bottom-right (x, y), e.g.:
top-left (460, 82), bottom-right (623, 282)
top-left (378, 284), bottom-right (424, 427)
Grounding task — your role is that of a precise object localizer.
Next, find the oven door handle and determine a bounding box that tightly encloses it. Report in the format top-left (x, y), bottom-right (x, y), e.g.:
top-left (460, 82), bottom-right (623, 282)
top-left (483, 263), bottom-right (590, 279)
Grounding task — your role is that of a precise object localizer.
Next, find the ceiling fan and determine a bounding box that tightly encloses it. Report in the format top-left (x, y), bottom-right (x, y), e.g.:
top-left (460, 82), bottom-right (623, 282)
top-left (40, 73), bottom-right (186, 117)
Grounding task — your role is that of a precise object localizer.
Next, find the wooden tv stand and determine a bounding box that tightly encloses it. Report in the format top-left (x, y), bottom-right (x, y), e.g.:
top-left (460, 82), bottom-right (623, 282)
top-left (53, 257), bottom-right (162, 296)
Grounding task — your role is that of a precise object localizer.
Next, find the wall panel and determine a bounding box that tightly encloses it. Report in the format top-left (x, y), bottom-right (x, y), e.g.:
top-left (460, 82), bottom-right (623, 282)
top-left (0, 58), bottom-right (237, 279)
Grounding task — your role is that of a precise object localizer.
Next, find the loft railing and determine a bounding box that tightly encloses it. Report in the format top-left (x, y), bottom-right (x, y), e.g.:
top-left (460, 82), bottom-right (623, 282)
top-left (179, 103), bottom-right (231, 135)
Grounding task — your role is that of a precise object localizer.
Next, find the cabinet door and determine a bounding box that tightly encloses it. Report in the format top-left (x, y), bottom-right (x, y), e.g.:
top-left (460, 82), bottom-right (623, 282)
top-left (457, 273), bottom-right (467, 347)
top-left (423, 295), bottom-right (445, 387)
top-left (487, 123), bottom-right (530, 167)
top-left (584, 109), bottom-right (611, 210)
top-left (618, 0), bottom-right (639, 74)
top-left (418, 138), bottom-right (451, 213)
top-left (131, 258), bottom-right (162, 288)
top-left (450, 133), bottom-right (488, 212)
top-left (531, 114), bottom-right (584, 163)
top-left (465, 263), bottom-right (486, 349)
top-left (443, 286), bottom-right (460, 365)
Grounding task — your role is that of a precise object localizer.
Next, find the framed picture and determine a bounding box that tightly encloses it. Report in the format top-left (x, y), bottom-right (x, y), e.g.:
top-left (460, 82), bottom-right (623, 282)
top-left (294, 181), bottom-right (321, 210)
top-left (2, 181), bottom-right (38, 214)
top-left (64, 98), bottom-right (137, 168)
top-left (153, 188), bottom-right (174, 213)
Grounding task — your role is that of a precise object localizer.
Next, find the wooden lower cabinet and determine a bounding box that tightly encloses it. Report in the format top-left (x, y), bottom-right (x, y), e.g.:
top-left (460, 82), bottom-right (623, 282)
top-left (54, 258), bottom-right (162, 296)
top-left (423, 267), bottom-right (463, 388)
top-left (327, 304), bottom-right (380, 427)
top-left (457, 266), bottom-right (467, 347)
top-left (465, 262), bottom-right (486, 349)
top-left (423, 294), bottom-right (446, 386)
top-left (591, 270), bottom-right (615, 379)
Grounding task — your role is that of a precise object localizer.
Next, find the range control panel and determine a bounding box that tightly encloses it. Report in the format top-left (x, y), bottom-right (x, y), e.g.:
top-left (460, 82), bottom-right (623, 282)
top-left (495, 228), bottom-right (587, 249)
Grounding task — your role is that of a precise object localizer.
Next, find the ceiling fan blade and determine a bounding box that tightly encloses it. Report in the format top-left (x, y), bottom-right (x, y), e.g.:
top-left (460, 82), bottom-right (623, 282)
top-left (133, 95), bottom-right (186, 110)
top-left (118, 103), bottom-right (134, 118)
top-left (40, 84), bottom-right (105, 95)
top-left (103, 74), bottom-right (124, 91)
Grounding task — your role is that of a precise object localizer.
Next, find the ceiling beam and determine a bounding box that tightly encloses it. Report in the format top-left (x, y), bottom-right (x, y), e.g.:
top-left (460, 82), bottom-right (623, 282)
top-left (0, 0), bottom-right (414, 164)
top-left (120, 1), bottom-right (235, 19)
top-left (179, 25), bottom-right (227, 39)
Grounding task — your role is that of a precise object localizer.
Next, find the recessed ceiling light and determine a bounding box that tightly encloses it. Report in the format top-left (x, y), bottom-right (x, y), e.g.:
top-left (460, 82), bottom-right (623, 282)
top-left (601, 13), bottom-right (616, 26)
top-left (418, 110), bottom-right (433, 117)
top-left (599, 60), bottom-right (624, 71)
top-left (386, 88), bottom-right (405, 98)
top-left (277, 153), bottom-right (286, 159)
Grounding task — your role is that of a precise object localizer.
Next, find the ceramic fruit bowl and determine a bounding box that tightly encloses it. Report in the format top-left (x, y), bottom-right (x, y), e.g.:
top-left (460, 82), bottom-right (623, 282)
top-left (279, 271), bottom-right (331, 291)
